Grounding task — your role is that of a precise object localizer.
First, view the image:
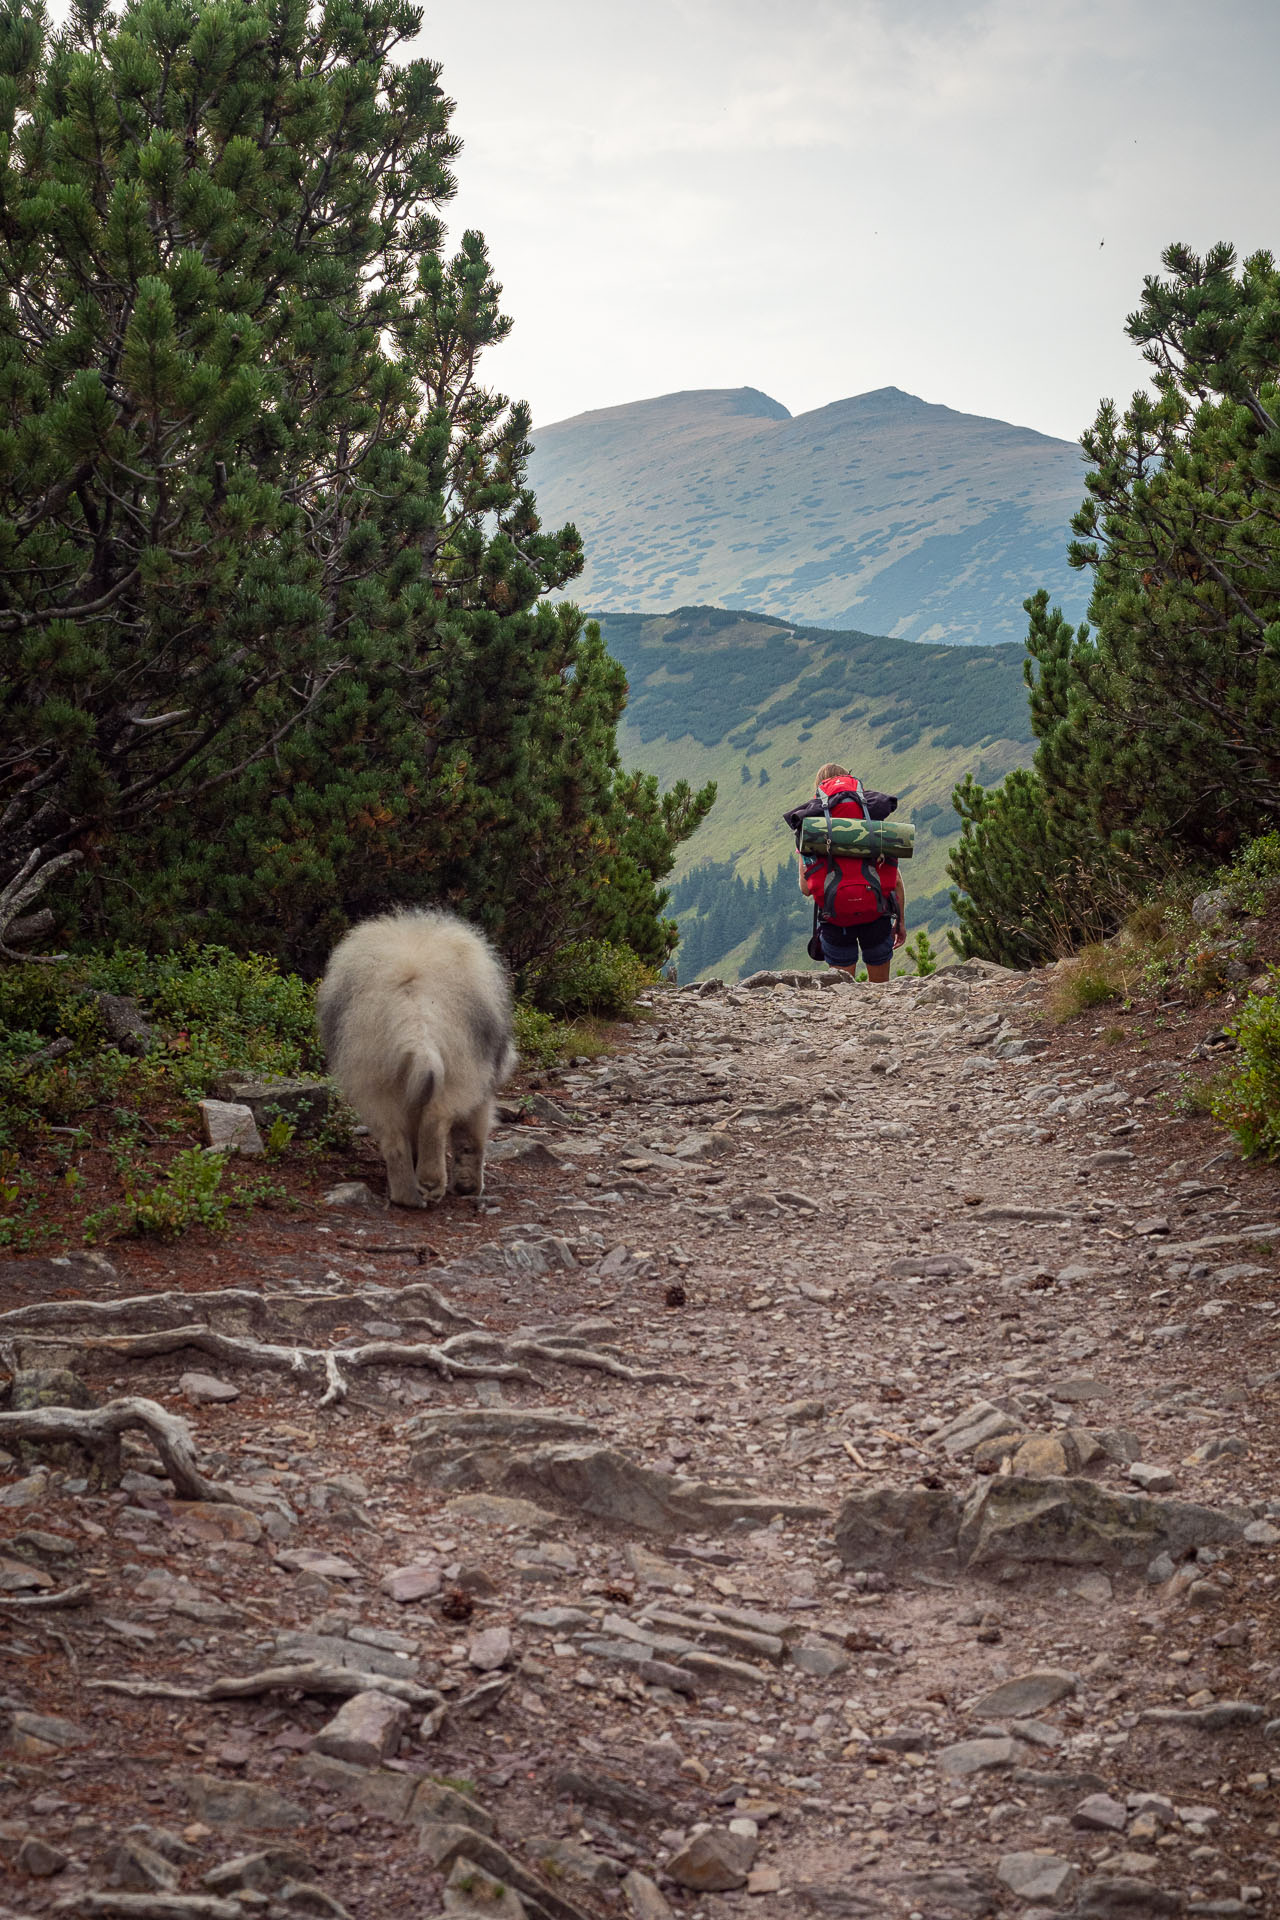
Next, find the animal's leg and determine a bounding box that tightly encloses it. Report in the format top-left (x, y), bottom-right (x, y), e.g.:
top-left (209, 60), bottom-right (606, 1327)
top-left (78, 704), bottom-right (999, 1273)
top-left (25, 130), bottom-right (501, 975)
top-left (414, 1109), bottom-right (449, 1205)
top-left (382, 1134), bottom-right (423, 1208)
top-left (449, 1100), bottom-right (493, 1196)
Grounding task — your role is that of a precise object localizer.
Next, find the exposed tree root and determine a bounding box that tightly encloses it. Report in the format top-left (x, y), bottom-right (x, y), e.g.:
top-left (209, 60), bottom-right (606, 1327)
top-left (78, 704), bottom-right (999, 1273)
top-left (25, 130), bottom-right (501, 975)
top-left (0, 1287), bottom-right (286, 1333)
top-left (0, 1580), bottom-right (92, 1610)
top-left (0, 1277), bottom-right (479, 1336)
top-left (12, 1324), bottom-right (313, 1373)
top-left (10, 1325), bottom-right (538, 1405)
top-left (90, 1658), bottom-right (441, 1709)
top-left (446, 1330), bottom-right (680, 1385)
top-left (10, 1319), bottom-right (674, 1404)
top-left (0, 1397), bottom-right (230, 1501)
top-left (57, 1894), bottom-right (243, 1919)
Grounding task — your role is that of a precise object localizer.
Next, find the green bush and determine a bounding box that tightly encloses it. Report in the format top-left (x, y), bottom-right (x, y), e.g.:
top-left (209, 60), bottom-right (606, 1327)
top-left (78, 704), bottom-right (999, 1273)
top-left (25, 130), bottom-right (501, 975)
top-left (0, 947), bottom-right (323, 1146)
top-left (512, 1003), bottom-right (567, 1072)
top-left (84, 1148), bottom-right (285, 1241)
top-left (523, 942), bottom-right (655, 1021)
top-left (1220, 831), bottom-right (1280, 916)
top-left (94, 947), bottom-right (321, 1091)
top-left (1211, 976), bottom-right (1280, 1160)
top-left (904, 930), bottom-right (938, 977)
top-left (118, 1149), bottom-right (233, 1238)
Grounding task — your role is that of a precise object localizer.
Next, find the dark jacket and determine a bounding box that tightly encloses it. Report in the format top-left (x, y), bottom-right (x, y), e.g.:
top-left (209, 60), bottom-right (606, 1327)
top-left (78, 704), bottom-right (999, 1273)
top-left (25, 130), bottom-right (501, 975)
top-left (782, 787), bottom-right (898, 837)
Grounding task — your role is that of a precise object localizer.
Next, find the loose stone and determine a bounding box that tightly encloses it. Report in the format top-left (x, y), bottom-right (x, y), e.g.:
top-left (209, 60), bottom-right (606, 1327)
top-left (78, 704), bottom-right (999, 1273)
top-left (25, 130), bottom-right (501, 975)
top-left (665, 1829), bottom-right (758, 1892)
top-left (996, 1851), bottom-right (1080, 1903)
top-left (1072, 1792), bottom-right (1129, 1832)
top-left (969, 1670), bottom-right (1077, 1718)
top-left (180, 1371), bottom-right (240, 1405)
top-left (467, 1626), bottom-right (514, 1672)
top-left (381, 1563), bottom-right (443, 1604)
top-left (937, 1737), bottom-right (1018, 1778)
top-left (312, 1690), bottom-right (410, 1767)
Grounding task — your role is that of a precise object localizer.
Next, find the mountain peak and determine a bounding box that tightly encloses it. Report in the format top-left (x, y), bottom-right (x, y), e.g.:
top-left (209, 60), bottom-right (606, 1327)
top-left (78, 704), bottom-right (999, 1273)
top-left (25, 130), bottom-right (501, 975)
top-left (528, 384), bottom-right (1088, 645)
top-left (539, 386), bottom-right (791, 433)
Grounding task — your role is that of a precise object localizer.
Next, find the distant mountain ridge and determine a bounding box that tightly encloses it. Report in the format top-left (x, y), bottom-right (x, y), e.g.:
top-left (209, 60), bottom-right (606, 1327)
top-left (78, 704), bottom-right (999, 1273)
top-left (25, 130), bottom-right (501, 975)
top-left (529, 385), bottom-right (1089, 645)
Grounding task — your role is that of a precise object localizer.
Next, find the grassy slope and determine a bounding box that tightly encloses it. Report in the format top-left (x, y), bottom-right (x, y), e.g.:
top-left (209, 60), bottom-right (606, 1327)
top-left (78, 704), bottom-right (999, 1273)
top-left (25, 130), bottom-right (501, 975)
top-left (604, 608), bottom-right (1033, 976)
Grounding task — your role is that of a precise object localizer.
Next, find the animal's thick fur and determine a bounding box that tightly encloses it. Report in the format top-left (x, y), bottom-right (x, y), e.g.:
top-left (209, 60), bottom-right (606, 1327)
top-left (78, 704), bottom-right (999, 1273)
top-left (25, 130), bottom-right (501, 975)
top-left (316, 909), bottom-right (517, 1208)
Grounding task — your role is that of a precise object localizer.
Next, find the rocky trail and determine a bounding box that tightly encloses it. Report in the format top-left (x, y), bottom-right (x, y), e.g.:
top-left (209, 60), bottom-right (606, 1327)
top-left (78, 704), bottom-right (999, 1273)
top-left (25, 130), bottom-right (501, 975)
top-left (2, 959), bottom-right (1280, 1920)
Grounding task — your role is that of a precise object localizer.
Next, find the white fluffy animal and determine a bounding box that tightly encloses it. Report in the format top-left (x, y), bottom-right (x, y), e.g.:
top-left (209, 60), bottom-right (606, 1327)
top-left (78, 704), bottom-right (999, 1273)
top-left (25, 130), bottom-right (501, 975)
top-left (316, 909), bottom-right (517, 1208)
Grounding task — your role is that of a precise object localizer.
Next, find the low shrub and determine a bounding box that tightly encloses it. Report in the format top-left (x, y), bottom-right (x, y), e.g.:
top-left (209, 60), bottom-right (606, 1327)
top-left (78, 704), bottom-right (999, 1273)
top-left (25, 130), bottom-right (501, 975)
top-left (904, 929), bottom-right (938, 977)
top-left (1221, 830), bottom-right (1280, 916)
top-left (84, 1148), bottom-right (286, 1241)
top-left (115, 1148), bottom-right (234, 1238)
top-left (523, 941), bottom-right (655, 1021)
top-left (94, 945), bottom-right (321, 1093)
top-left (1211, 974), bottom-right (1280, 1160)
top-left (0, 947), bottom-right (323, 1146)
top-left (512, 1002), bottom-right (566, 1072)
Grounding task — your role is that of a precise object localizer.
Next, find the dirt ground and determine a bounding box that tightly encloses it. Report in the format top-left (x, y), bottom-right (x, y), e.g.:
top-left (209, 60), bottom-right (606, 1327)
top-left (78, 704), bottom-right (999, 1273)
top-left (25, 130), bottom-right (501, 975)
top-left (1, 953), bottom-right (1279, 1920)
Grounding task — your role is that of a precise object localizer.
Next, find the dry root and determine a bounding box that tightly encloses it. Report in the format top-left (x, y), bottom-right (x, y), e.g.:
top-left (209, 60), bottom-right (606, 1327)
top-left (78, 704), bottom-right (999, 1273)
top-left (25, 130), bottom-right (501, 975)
top-left (0, 1396), bottom-right (230, 1501)
top-left (91, 1657), bottom-right (440, 1710)
top-left (56, 1895), bottom-right (243, 1919)
top-left (0, 1279), bottom-right (479, 1336)
top-left (445, 1330), bottom-right (679, 1385)
top-left (9, 1317), bottom-right (678, 1406)
top-left (0, 1580), bottom-right (92, 1610)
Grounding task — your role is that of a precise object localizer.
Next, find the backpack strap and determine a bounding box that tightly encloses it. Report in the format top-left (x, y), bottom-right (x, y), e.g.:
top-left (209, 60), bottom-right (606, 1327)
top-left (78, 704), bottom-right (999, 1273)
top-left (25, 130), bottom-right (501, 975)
top-left (851, 778), bottom-right (889, 919)
top-left (819, 785), bottom-right (840, 921)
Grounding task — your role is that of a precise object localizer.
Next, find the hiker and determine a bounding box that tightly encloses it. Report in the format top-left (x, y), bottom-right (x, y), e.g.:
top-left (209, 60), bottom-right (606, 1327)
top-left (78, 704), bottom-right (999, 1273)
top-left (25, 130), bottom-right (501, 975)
top-left (784, 761), bottom-right (906, 982)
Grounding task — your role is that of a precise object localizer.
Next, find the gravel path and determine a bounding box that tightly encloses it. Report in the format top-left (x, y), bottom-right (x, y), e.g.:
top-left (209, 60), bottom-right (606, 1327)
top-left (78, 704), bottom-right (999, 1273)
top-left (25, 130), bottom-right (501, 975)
top-left (2, 960), bottom-right (1279, 1919)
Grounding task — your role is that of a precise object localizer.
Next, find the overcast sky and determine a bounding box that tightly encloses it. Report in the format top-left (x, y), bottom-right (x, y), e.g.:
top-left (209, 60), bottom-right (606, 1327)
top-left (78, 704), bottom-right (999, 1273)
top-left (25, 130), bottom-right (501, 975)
top-left (417, 0), bottom-right (1280, 443)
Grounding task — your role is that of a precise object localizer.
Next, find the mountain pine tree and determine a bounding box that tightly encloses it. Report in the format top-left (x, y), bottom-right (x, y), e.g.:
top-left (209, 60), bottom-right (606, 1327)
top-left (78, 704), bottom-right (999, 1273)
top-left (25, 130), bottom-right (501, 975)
top-left (950, 243), bottom-right (1280, 963)
top-left (0, 0), bottom-right (712, 965)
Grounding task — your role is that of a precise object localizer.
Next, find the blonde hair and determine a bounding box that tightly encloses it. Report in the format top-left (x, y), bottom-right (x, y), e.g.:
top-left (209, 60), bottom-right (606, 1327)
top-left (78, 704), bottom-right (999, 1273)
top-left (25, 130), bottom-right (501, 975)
top-left (814, 762), bottom-right (849, 785)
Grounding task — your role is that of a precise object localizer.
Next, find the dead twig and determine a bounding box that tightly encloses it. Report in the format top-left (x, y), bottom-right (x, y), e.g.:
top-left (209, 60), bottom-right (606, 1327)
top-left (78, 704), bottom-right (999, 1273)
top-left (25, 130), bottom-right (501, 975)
top-left (42, 1623), bottom-right (79, 1675)
top-left (0, 1397), bottom-right (229, 1502)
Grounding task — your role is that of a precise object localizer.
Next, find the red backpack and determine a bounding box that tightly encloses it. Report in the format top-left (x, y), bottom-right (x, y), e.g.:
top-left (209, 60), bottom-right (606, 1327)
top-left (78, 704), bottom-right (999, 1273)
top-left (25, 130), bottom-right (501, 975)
top-left (800, 776), bottom-right (897, 925)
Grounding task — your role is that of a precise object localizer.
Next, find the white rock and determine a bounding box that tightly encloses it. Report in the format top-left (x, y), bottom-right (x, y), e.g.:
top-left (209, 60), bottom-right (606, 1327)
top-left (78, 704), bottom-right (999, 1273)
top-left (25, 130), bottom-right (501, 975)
top-left (179, 1371), bottom-right (240, 1405)
top-left (312, 1689), bottom-right (409, 1767)
top-left (197, 1099), bottom-right (263, 1156)
top-left (323, 1181), bottom-right (380, 1208)
top-left (1130, 1462), bottom-right (1176, 1494)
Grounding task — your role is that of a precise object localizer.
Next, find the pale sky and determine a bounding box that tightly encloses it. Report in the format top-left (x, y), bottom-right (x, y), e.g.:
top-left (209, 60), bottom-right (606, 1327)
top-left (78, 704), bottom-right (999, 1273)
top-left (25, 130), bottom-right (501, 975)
top-left (418, 0), bottom-right (1280, 443)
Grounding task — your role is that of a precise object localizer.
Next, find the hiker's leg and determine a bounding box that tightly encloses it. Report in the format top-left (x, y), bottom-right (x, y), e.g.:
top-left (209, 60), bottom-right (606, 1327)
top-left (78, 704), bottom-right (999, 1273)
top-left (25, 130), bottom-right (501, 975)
top-left (860, 916), bottom-right (895, 985)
